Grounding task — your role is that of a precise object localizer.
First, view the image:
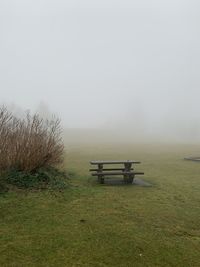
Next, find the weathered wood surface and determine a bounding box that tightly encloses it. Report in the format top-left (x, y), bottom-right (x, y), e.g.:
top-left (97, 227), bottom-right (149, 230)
top-left (90, 160), bottom-right (140, 165)
top-left (90, 168), bottom-right (134, 172)
top-left (92, 171), bottom-right (144, 176)
top-left (90, 160), bottom-right (144, 184)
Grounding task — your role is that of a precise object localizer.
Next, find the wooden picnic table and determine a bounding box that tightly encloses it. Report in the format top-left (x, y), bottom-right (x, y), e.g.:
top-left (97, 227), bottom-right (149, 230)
top-left (90, 160), bottom-right (144, 184)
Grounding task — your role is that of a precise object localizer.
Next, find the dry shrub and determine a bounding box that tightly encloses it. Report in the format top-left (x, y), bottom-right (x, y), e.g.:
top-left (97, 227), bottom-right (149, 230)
top-left (0, 106), bottom-right (64, 173)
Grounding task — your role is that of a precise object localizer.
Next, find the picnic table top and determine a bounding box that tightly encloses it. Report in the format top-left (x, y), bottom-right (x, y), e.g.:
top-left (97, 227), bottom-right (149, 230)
top-left (90, 160), bottom-right (141, 165)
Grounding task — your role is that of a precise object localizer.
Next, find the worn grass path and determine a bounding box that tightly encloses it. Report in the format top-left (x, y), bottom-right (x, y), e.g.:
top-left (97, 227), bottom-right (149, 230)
top-left (0, 143), bottom-right (200, 266)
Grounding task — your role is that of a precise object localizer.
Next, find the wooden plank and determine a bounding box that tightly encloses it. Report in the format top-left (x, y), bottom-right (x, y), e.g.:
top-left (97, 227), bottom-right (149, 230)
top-left (90, 160), bottom-right (141, 165)
top-left (92, 171), bottom-right (144, 176)
top-left (90, 168), bottom-right (134, 172)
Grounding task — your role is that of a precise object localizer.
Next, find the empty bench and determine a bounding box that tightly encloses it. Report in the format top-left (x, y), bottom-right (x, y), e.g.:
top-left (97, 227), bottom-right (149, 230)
top-left (90, 160), bottom-right (144, 184)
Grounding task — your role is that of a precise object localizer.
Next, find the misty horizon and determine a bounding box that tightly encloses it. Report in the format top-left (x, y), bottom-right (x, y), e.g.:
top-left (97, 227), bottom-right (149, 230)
top-left (1, 0), bottom-right (200, 142)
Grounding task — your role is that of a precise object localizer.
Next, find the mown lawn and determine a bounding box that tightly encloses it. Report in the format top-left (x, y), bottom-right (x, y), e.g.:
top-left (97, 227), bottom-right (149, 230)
top-left (0, 143), bottom-right (200, 267)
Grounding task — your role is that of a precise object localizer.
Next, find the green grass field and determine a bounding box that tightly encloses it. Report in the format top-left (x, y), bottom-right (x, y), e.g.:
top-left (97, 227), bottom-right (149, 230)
top-left (1, 143), bottom-right (200, 267)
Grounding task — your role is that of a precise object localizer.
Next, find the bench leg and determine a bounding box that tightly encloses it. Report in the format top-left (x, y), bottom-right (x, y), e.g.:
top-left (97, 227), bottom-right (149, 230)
top-left (124, 174), bottom-right (134, 184)
top-left (97, 164), bottom-right (104, 184)
top-left (129, 174), bottom-right (135, 184)
top-left (124, 163), bottom-right (133, 184)
top-left (124, 174), bottom-right (130, 184)
top-left (98, 176), bottom-right (104, 184)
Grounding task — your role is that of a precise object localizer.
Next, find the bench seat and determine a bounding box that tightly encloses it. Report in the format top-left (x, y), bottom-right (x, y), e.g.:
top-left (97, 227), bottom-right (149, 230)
top-left (90, 168), bottom-right (134, 172)
top-left (92, 171), bottom-right (144, 176)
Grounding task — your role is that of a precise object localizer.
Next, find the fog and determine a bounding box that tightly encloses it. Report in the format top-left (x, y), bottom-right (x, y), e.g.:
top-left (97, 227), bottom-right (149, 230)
top-left (1, 0), bottom-right (200, 143)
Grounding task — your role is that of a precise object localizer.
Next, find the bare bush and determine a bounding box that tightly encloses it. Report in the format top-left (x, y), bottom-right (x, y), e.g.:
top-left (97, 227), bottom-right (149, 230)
top-left (0, 106), bottom-right (64, 172)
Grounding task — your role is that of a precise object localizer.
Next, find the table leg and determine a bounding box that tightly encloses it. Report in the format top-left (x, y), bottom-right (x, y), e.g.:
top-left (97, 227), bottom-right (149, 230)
top-left (97, 164), bottom-right (104, 184)
top-left (123, 163), bottom-right (132, 183)
top-left (129, 173), bottom-right (135, 184)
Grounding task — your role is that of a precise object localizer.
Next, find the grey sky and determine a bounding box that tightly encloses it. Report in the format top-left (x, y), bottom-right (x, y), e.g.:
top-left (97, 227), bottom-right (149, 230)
top-left (0, 0), bottom-right (200, 140)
